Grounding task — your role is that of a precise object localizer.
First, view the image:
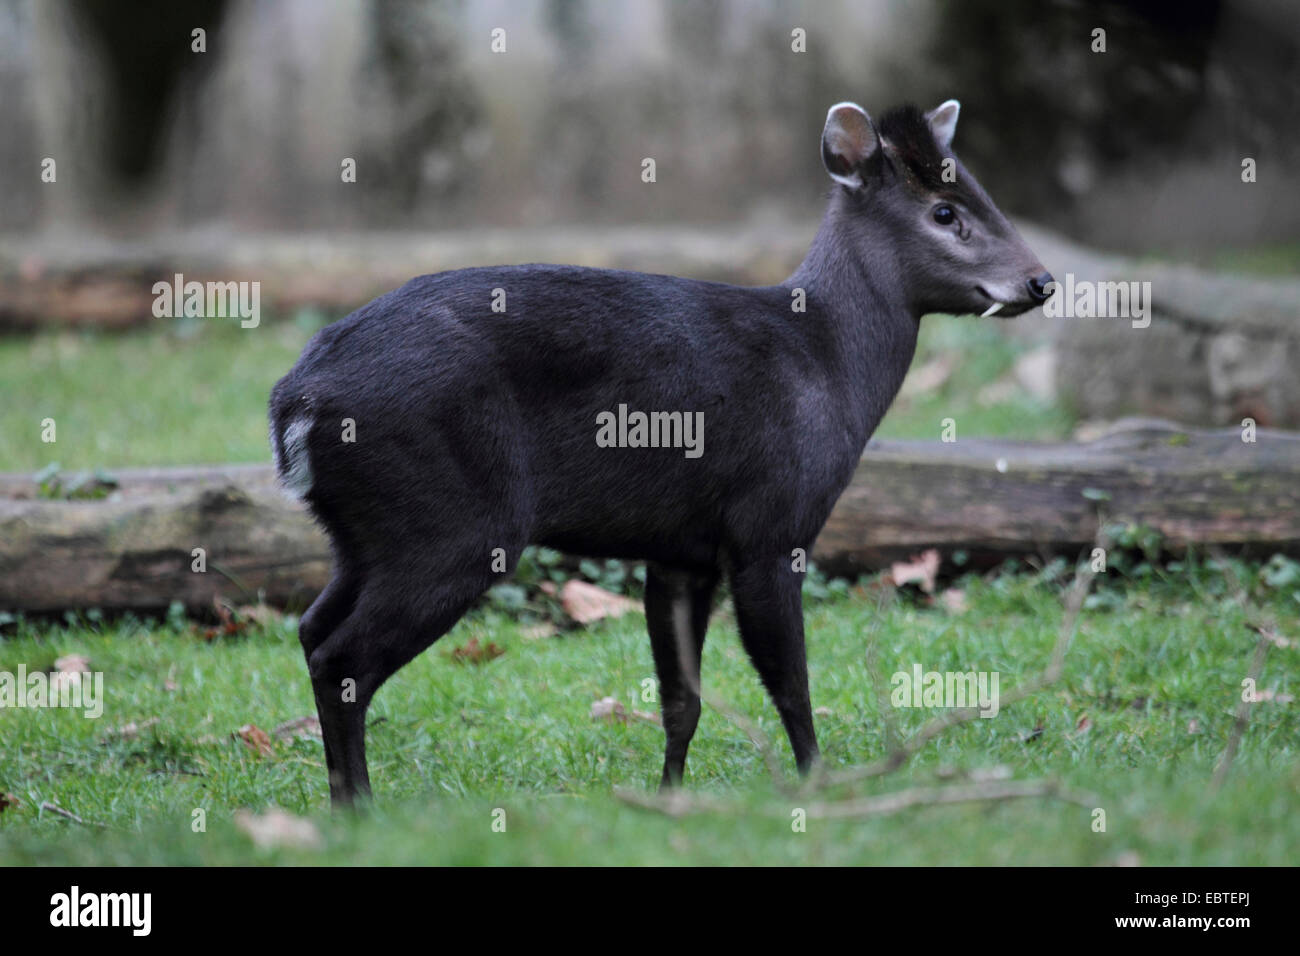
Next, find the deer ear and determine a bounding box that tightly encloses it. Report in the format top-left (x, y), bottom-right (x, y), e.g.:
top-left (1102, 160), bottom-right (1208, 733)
top-left (925, 99), bottom-right (960, 149)
top-left (821, 102), bottom-right (879, 188)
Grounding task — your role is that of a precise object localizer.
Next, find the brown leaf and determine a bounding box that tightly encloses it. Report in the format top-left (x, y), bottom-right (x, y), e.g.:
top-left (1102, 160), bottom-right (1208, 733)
top-left (449, 636), bottom-right (505, 665)
top-left (50, 654), bottom-right (91, 697)
top-left (102, 717), bottom-right (161, 742)
top-left (235, 603), bottom-right (284, 628)
top-left (939, 589), bottom-right (967, 613)
top-left (53, 654), bottom-right (90, 673)
top-left (200, 600), bottom-right (253, 641)
top-left (590, 696), bottom-right (627, 723)
top-left (889, 549), bottom-right (941, 594)
top-left (0, 793), bottom-right (21, 813)
top-left (234, 808), bottom-right (322, 850)
top-left (236, 723), bottom-right (275, 757)
top-left (1075, 714), bottom-right (1092, 733)
top-left (560, 580), bottom-right (640, 626)
top-left (272, 715), bottom-right (322, 740)
top-left (850, 574), bottom-right (896, 602)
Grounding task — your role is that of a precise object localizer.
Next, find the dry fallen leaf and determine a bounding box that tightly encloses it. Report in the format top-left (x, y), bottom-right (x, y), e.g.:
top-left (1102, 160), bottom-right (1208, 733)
top-left (50, 654), bottom-right (91, 696)
top-left (102, 717), bottom-right (161, 742)
top-left (521, 623), bottom-right (559, 640)
top-left (272, 715), bottom-right (322, 740)
top-left (1075, 714), bottom-right (1093, 734)
top-left (235, 603), bottom-right (284, 628)
top-left (814, 706), bottom-right (833, 718)
top-left (0, 793), bottom-right (20, 813)
top-left (560, 580), bottom-right (640, 626)
top-left (939, 589), bottom-right (967, 613)
top-left (590, 696), bottom-right (627, 723)
top-left (889, 549), bottom-right (941, 594)
top-left (53, 654), bottom-right (90, 673)
top-left (200, 600), bottom-right (254, 641)
top-left (234, 808), bottom-right (322, 851)
top-left (850, 575), bottom-right (896, 602)
top-left (236, 724), bottom-right (275, 757)
top-left (449, 636), bottom-right (505, 665)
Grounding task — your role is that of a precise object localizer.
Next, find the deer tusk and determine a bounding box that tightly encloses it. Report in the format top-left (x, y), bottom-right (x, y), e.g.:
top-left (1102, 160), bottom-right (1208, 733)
top-left (981, 302), bottom-right (1003, 317)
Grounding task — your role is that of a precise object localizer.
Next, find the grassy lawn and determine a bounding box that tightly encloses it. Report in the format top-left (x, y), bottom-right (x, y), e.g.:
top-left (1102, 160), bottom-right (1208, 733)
top-left (0, 311), bottom-right (1071, 474)
top-left (2, 312), bottom-right (1296, 865)
top-left (1, 560), bottom-right (1296, 865)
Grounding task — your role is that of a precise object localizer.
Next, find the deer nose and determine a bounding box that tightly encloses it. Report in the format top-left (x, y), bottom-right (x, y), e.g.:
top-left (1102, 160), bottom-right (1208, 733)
top-left (1026, 272), bottom-right (1054, 303)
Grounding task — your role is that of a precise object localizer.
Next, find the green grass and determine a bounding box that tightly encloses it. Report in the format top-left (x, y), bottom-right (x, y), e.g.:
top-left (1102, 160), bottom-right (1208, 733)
top-left (0, 314), bottom-right (325, 471)
top-left (1, 314), bottom-right (1290, 865)
top-left (876, 317), bottom-right (1073, 441)
top-left (0, 312), bottom-right (1072, 475)
top-left (1, 561), bottom-right (1296, 864)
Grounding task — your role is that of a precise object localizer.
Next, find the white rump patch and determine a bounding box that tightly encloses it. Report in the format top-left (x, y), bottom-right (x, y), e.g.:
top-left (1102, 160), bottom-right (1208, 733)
top-left (275, 418), bottom-right (314, 499)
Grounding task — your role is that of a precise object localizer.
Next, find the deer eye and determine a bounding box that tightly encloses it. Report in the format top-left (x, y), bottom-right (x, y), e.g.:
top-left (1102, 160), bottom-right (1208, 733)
top-left (933, 204), bottom-right (956, 226)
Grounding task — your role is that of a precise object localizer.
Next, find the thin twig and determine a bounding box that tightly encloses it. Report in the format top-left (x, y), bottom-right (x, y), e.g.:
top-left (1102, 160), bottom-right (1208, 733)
top-left (668, 577), bottom-right (791, 794)
top-left (806, 580), bottom-right (895, 792)
top-left (699, 687), bottom-right (792, 793)
top-left (39, 801), bottom-right (105, 827)
top-left (616, 777), bottom-right (1095, 819)
top-left (818, 530), bottom-right (1108, 790)
top-left (801, 778), bottom-right (1096, 818)
top-left (1210, 628), bottom-right (1271, 792)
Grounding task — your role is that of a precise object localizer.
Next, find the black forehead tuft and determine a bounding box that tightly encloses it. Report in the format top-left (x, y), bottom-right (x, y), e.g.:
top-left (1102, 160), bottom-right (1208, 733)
top-left (877, 104), bottom-right (949, 193)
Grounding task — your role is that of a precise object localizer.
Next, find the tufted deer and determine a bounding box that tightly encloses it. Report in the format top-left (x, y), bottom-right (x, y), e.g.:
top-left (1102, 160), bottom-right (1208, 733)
top-left (269, 99), bottom-right (1053, 805)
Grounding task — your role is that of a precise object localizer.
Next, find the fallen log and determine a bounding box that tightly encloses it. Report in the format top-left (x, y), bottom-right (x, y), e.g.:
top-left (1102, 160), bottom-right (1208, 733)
top-left (0, 226), bottom-right (811, 332)
top-left (1, 422), bottom-right (1298, 613)
top-left (817, 420), bottom-right (1300, 573)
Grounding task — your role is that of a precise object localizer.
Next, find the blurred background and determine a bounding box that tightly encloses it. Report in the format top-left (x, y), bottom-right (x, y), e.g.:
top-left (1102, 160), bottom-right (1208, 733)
top-left (3, 0), bottom-right (1299, 247)
top-left (2, 3), bottom-right (1299, 864)
top-left (1, 0), bottom-right (1299, 473)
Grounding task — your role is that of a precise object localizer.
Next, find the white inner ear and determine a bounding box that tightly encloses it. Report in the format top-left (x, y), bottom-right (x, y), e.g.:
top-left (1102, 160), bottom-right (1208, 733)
top-left (822, 101), bottom-right (877, 188)
top-left (926, 99), bottom-right (960, 148)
